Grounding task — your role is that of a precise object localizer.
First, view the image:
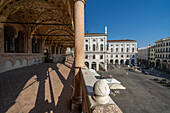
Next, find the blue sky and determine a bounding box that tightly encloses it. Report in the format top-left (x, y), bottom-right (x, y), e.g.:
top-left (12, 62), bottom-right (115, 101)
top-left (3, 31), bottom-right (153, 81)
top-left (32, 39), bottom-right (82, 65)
top-left (85, 0), bottom-right (170, 48)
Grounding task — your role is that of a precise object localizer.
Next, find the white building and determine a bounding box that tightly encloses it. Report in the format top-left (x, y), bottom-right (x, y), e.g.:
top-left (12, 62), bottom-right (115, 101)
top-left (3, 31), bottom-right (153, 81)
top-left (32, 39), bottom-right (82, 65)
top-left (84, 26), bottom-right (108, 71)
top-left (155, 37), bottom-right (170, 71)
top-left (107, 39), bottom-right (138, 65)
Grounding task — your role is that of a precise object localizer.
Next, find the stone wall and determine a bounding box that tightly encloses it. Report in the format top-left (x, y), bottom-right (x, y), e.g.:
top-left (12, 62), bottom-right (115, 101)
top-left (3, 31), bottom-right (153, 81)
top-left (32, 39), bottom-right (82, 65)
top-left (0, 53), bottom-right (43, 73)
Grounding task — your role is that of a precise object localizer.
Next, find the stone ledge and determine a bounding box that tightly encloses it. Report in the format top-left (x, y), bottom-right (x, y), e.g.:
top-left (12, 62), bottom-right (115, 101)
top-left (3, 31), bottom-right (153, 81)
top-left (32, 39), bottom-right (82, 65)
top-left (81, 67), bottom-right (122, 113)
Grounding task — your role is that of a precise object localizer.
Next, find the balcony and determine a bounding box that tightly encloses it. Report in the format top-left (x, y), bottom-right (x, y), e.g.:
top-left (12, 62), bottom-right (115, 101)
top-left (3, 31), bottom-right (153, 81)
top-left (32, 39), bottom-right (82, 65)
top-left (0, 58), bottom-right (122, 113)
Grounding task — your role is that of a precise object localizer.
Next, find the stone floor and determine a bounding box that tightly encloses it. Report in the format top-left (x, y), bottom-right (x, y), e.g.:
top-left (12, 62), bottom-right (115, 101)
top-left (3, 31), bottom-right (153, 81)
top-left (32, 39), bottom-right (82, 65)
top-left (0, 59), bottom-right (75, 113)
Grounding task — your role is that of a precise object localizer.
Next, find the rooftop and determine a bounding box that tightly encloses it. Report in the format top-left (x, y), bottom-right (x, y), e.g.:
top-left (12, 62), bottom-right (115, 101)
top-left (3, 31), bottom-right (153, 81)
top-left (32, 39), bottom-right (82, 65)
top-left (107, 39), bottom-right (137, 42)
top-left (85, 33), bottom-right (108, 36)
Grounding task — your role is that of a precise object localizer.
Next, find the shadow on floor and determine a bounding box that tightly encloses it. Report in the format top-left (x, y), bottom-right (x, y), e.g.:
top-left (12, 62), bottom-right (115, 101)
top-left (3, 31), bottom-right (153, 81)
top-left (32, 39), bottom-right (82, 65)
top-left (0, 60), bottom-right (75, 113)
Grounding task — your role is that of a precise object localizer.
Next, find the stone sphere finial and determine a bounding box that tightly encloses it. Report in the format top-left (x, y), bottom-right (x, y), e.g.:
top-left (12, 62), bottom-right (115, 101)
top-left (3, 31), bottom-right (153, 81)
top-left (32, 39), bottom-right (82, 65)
top-left (93, 80), bottom-right (110, 104)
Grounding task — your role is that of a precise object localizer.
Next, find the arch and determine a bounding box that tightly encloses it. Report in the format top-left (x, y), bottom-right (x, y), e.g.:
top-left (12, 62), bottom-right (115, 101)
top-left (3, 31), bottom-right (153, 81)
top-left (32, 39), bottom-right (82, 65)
top-left (32, 59), bottom-right (35, 65)
top-left (22, 59), bottom-right (28, 67)
top-left (93, 44), bottom-right (95, 51)
top-left (131, 59), bottom-right (135, 65)
top-left (125, 59), bottom-right (129, 65)
top-left (99, 62), bottom-right (105, 71)
top-left (85, 62), bottom-right (89, 68)
top-left (32, 37), bottom-right (41, 53)
top-left (110, 59), bottom-right (113, 64)
top-left (120, 59), bottom-right (124, 65)
top-left (4, 60), bottom-right (13, 71)
top-left (91, 62), bottom-right (97, 70)
top-left (13, 60), bottom-right (21, 69)
top-left (15, 30), bottom-right (25, 53)
top-left (162, 60), bottom-right (168, 70)
top-left (4, 25), bottom-right (15, 52)
top-left (115, 59), bottom-right (119, 64)
top-left (156, 59), bottom-right (161, 68)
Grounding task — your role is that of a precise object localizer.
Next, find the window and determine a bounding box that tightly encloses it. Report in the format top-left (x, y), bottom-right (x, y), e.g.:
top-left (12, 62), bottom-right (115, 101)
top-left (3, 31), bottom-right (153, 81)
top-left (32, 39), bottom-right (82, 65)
top-left (111, 44), bottom-right (113, 46)
top-left (116, 44), bottom-right (118, 46)
top-left (121, 55), bottom-right (123, 58)
top-left (85, 44), bottom-right (88, 51)
top-left (85, 39), bottom-right (88, 42)
top-left (32, 37), bottom-right (40, 53)
top-left (116, 55), bottom-right (118, 58)
top-left (85, 55), bottom-right (88, 59)
top-left (127, 48), bottom-right (129, 52)
top-left (4, 26), bottom-right (15, 52)
top-left (111, 48), bottom-right (113, 52)
top-left (93, 55), bottom-right (95, 59)
top-left (93, 44), bottom-right (95, 51)
top-left (127, 44), bottom-right (129, 46)
top-left (100, 44), bottom-right (103, 51)
top-left (93, 39), bottom-right (95, 42)
top-left (132, 48), bottom-right (135, 52)
top-left (52, 46), bottom-right (55, 54)
top-left (121, 44), bottom-right (123, 46)
top-left (127, 55), bottom-right (129, 57)
top-left (121, 48), bottom-right (123, 52)
top-left (132, 44), bottom-right (135, 46)
top-left (116, 48), bottom-right (118, 52)
top-left (100, 55), bottom-right (103, 59)
top-left (101, 39), bottom-right (103, 42)
top-left (15, 31), bottom-right (25, 53)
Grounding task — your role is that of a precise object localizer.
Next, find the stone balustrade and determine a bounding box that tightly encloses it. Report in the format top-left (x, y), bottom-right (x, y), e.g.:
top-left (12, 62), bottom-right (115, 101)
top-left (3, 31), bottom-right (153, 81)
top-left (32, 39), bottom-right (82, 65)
top-left (81, 67), bottom-right (122, 113)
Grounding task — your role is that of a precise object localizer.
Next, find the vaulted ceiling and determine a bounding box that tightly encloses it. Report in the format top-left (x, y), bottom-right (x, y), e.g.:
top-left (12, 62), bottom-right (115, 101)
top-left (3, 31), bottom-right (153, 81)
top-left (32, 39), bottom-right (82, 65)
top-left (0, 0), bottom-right (75, 47)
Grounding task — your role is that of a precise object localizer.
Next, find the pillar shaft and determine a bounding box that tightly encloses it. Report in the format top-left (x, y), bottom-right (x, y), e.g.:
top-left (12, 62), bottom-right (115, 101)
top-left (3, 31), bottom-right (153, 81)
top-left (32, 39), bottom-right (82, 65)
top-left (74, 0), bottom-right (84, 68)
top-left (73, 0), bottom-right (85, 106)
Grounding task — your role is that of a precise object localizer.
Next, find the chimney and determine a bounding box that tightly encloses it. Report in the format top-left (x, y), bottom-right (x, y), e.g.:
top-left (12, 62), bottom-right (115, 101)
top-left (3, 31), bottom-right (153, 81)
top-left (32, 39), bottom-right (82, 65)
top-left (105, 26), bottom-right (107, 34)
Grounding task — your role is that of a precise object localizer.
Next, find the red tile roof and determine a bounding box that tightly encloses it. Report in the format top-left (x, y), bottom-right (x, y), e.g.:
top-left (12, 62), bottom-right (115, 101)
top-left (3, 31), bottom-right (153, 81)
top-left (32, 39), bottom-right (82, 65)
top-left (107, 39), bottom-right (137, 42)
top-left (85, 33), bottom-right (108, 36)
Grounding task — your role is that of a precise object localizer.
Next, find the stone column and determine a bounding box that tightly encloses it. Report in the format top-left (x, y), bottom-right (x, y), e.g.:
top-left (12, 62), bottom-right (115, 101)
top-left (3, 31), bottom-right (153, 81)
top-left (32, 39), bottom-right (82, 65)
top-left (72, 0), bottom-right (85, 108)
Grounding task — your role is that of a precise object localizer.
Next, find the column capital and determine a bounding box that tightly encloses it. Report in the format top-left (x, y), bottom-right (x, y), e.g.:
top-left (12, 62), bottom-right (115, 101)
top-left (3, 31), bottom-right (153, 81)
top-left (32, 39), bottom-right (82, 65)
top-left (74, 0), bottom-right (86, 4)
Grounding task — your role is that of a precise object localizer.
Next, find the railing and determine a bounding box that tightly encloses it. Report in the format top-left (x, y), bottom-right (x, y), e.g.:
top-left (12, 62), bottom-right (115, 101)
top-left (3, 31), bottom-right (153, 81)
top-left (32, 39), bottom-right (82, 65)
top-left (80, 67), bottom-right (122, 113)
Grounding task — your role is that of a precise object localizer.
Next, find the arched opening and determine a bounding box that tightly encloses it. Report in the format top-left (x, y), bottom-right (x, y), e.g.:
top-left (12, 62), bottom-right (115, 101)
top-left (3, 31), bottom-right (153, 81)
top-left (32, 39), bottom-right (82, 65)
top-left (85, 62), bottom-right (89, 68)
top-left (120, 59), bottom-right (124, 65)
top-left (110, 59), bottom-right (113, 64)
top-left (115, 59), bottom-right (119, 64)
top-left (15, 31), bottom-right (25, 53)
top-left (91, 62), bottom-right (96, 70)
top-left (156, 59), bottom-right (161, 68)
top-left (151, 62), bottom-right (155, 67)
top-left (100, 44), bottom-right (103, 51)
top-left (162, 60), bottom-right (168, 70)
top-left (85, 44), bottom-right (88, 51)
top-left (32, 37), bottom-right (40, 53)
top-left (4, 26), bottom-right (15, 52)
top-left (93, 44), bottom-right (95, 51)
top-left (131, 59), bottom-right (135, 65)
top-left (126, 59), bottom-right (129, 65)
top-left (99, 62), bottom-right (105, 71)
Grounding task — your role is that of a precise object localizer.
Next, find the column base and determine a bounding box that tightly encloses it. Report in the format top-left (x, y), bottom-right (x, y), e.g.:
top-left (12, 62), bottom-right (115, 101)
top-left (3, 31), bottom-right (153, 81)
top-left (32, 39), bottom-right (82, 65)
top-left (71, 96), bottom-right (82, 112)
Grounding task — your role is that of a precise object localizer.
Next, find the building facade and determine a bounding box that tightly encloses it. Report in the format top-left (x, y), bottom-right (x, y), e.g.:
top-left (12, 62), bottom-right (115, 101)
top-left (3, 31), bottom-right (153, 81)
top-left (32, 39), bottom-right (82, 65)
top-left (107, 39), bottom-right (138, 65)
top-left (155, 37), bottom-right (170, 71)
top-left (84, 27), bottom-right (108, 71)
top-left (148, 45), bottom-right (155, 67)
